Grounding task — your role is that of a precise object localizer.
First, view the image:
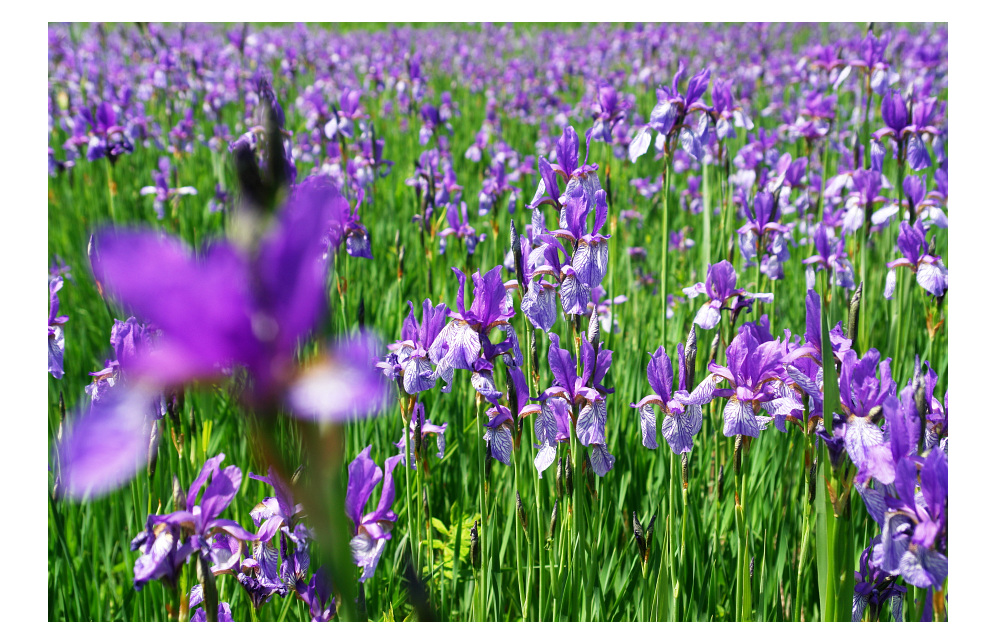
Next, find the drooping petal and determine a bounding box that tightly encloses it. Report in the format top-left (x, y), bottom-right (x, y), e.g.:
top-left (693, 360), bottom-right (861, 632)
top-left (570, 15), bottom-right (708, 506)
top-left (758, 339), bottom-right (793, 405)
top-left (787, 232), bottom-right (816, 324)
top-left (722, 398), bottom-right (761, 438)
top-left (589, 444), bottom-right (615, 477)
top-left (576, 399), bottom-right (607, 446)
top-left (350, 532), bottom-right (388, 583)
top-left (637, 402), bottom-right (658, 449)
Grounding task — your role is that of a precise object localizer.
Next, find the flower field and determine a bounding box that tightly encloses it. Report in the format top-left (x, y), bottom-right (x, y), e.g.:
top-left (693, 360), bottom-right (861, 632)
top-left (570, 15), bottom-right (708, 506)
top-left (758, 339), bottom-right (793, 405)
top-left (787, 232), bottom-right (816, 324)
top-left (46, 22), bottom-right (948, 622)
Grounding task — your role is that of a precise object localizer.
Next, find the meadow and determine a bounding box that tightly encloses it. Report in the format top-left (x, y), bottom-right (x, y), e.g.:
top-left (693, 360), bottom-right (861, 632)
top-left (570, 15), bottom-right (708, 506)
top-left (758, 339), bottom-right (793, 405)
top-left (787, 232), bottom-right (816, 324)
top-left (47, 22), bottom-right (948, 622)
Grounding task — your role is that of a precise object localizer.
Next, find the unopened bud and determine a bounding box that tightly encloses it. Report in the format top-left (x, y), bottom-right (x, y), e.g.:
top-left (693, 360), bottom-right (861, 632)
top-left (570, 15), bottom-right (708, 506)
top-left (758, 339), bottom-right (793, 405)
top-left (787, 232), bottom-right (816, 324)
top-left (516, 491), bottom-right (528, 534)
top-left (564, 453), bottom-right (574, 498)
top-left (197, 553), bottom-right (219, 622)
top-left (807, 461), bottom-right (817, 505)
top-left (556, 456), bottom-right (564, 498)
top-left (605, 163), bottom-right (614, 210)
top-left (587, 311), bottom-right (600, 347)
top-left (510, 220), bottom-right (525, 291)
top-left (147, 419), bottom-right (161, 479)
top-left (914, 358), bottom-right (927, 448)
top-left (749, 556), bottom-right (755, 581)
top-left (684, 326), bottom-right (697, 386)
top-left (848, 281), bottom-right (863, 341)
top-left (709, 331), bottom-right (721, 365)
top-left (582, 449), bottom-right (597, 499)
top-left (397, 244), bottom-right (406, 280)
top-left (927, 234), bottom-right (937, 257)
top-left (358, 296), bottom-right (366, 329)
top-left (470, 520), bottom-right (480, 568)
top-left (548, 501), bottom-right (559, 540)
top-left (173, 474), bottom-right (186, 511)
top-left (681, 453), bottom-right (689, 491)
top-left (413, 410), bottom-right (423, 459)
top-left (633, 512), bottom-right (648, 563)
top-left (717, 465), bottom-right (725, 500)
top-left (734, 435), bottom-right (744, 478)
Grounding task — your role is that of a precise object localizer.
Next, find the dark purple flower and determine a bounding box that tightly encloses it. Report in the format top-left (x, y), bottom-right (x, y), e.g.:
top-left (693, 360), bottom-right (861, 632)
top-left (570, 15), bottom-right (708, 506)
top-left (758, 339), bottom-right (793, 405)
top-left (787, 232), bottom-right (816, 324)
top-left (131, 453), bottom-right (257, 591)
top-left (632, 345), bottom-right (703, 454)
top-left (682, 260), bottom-right (772, 330)
top-left (682, 321), bottom-right (793, 437)
top-left (803, 224), bottom-right (856, 290)
top-left (884, 218), bottom-right (947, 298)
top-left (852, 537), bottom-right (906, 622)
top-left (189, 585), bottom-right (234, 622)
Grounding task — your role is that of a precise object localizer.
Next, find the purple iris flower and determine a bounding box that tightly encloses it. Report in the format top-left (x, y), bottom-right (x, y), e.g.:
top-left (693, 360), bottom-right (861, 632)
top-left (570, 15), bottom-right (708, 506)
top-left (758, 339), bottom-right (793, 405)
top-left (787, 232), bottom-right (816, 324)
top-left (803, 224), bottom-right (856, 290)
top-left (590, 82), bottom-right (633, 144)
top-left (526, 332), bottom-right (615, 476)
top-left (324, 88), bottom-right (365, 140)
top-left (873, 90), bottom-right (940, 171)
top-left (629, 64), bottom-right (711, 162)
top-left (300, 567), bottom-right (336, 621)
top-left (528, 126), bottom-right (601, 225)
top-left (58, 180), bottom-right (386, 499)
top-left (478, 160), bottom-right (518, 216)
top-left (632, 345), bottom-right (703, 454)
top-left (483, 403), bottom-right (516, 465)
top-left (130, 453), bottom-right (258, 591)
top-left (429, 265), bottom-right (520, 390)
top-left (737, 189), bottom-right (791, 277)
top-left (884, 218), bottom-right (947, 299)
top-left (382, 299), bottom-right (449, 395)
top-left (682, 260), bottom-right (773, 330)
top-left (439, 202), bottom-right (486, 256)
top-left (83, 102), bottom-right (134, 163)
top-left (48, 275), bottom-right (69, 379)
top-left (89, 178), bottom-right (337, 394)
top-left (139, 157), bottom-right (197, 219)
top-left (396, 401), bottom-right (447, 467)
top-left (709, 78), bottom-right (754, 140)
top-left (852, 537), bottom-right (906, 622)
top-left (189, 585), bottom-right (234, 622)
top-left (841, 169), bottom-right (889, 234)
top-left (346, 446), bottom-right (404, 582)
top-left (832, 347), bottom-right (901, 483)
top-left (682, 320), bottom-right (794, 437)
top-left (334, 189), bottom-right (373, 260)
top-left (84, 317), bottom-right (167, 421)
top-left (871, 448), bottom-right (948, 590)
